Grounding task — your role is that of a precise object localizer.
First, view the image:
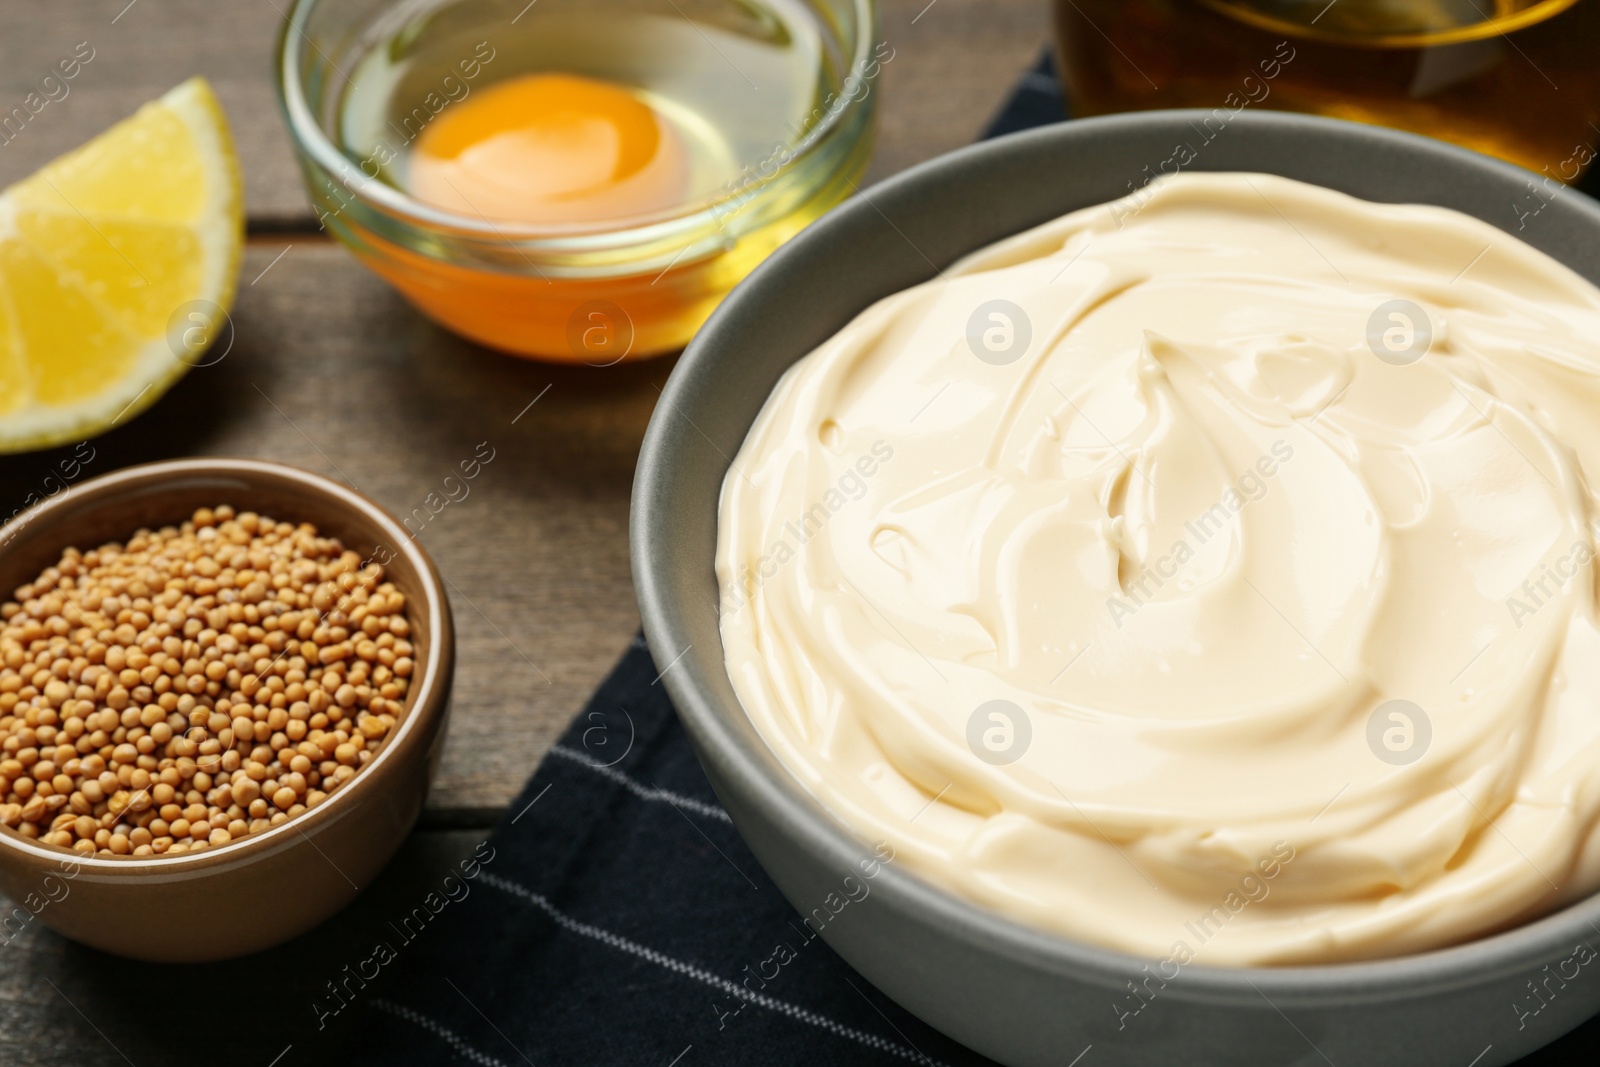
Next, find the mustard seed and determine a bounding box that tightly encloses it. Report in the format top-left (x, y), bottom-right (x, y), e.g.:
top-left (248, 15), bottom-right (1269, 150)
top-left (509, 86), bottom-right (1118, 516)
top-left (0, 507), bottom-right (410, 856)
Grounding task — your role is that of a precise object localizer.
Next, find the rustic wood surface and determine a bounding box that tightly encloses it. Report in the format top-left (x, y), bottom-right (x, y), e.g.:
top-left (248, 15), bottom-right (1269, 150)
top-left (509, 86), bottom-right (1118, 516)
top-left (0, 0), bottom-right (1052, 817)
top-left (0, 0), bottom-right (1052, 223)
top-left (0, 1), bottom-right (1050, 1063)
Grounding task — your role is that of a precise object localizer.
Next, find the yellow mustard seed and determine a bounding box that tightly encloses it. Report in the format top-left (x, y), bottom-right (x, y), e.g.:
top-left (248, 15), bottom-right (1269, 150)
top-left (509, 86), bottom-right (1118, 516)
top-left (0, 507), bottom-right (411, 857)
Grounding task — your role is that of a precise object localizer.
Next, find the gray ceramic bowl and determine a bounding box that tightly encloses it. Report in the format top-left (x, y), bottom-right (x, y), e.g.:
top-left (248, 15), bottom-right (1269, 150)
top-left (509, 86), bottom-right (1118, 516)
top-left (631, 111), bottom-right (1600, 1067)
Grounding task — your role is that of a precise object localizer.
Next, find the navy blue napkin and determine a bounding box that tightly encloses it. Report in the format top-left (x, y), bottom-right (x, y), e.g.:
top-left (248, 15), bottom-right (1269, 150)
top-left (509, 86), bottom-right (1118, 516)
top-left (341, 55), bottom-right (1598, 1067)
top-left (982, 52), bottom-right (1068, 140)
top-left (346, 635), bottom-right (995, 1065)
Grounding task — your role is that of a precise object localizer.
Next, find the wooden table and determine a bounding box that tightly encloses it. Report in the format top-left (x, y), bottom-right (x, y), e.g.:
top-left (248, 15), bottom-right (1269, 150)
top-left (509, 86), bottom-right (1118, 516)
top-left (0, 2), bottom-right (1050, 1063)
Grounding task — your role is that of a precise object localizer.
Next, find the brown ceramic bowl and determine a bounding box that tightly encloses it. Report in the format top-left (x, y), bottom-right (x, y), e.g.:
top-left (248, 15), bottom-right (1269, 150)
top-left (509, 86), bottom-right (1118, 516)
top-left (0, 458), bottom-right (454, 962)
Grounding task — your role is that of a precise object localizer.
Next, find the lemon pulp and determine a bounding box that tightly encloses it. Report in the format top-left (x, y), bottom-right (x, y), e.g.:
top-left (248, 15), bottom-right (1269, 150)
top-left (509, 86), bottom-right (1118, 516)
top-left (0, 77), bottom-right (242, 452)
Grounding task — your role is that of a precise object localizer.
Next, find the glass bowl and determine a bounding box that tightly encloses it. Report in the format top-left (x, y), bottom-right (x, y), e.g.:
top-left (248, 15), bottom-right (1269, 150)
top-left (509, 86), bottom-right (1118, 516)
top-left (275, 0), bottom-right (879, 362)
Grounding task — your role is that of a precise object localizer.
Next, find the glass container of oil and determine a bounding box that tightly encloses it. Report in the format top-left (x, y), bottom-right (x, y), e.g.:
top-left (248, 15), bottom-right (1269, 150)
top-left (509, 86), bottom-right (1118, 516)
top-left (1055, 0), bottom-right (1600, 182)
top-left (277, 0), bottom-right (880, 361)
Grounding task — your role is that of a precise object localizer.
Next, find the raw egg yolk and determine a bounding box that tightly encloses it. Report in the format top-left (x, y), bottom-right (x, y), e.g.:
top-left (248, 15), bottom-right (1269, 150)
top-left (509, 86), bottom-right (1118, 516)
top-left (407, 73), bottom-right (689, 225)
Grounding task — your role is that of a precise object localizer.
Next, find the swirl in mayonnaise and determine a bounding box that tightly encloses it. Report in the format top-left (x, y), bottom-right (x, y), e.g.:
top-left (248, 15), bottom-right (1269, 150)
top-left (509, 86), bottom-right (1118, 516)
top-left (716, 173), bottom-right (1600, 965)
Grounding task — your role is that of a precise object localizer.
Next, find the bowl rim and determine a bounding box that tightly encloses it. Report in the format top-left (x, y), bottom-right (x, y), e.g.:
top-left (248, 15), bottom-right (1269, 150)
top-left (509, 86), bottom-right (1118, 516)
top-left (1207, 0), bottom-right (1577, 47)
top-left (632, 106), bottom-right (1600, 1001)
top-left (272, 0), bottom-right (880, 244)
top-left (0, 457), bottom-right (451, 875)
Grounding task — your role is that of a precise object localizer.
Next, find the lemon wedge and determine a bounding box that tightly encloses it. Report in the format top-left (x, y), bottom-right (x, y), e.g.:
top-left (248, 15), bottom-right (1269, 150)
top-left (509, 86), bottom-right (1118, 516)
top-left (0, 77), bottom-right (242, 453)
